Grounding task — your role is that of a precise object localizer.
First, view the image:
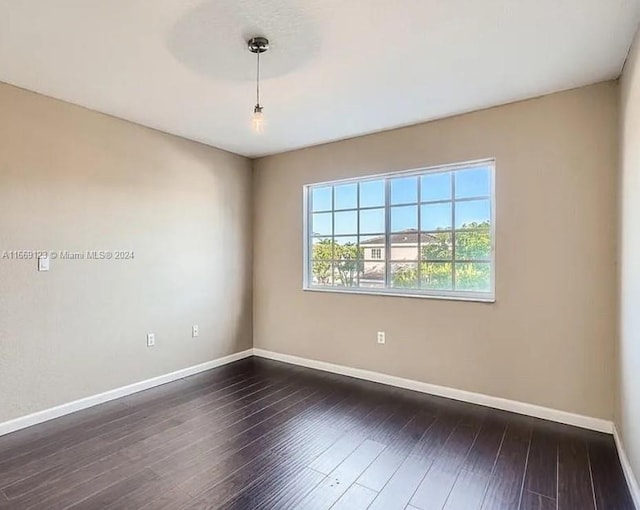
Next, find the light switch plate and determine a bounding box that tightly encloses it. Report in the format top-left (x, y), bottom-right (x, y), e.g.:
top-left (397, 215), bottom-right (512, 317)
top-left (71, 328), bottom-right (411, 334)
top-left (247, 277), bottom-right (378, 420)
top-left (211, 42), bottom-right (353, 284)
top-left (38, 255), bottom-right (50, 272)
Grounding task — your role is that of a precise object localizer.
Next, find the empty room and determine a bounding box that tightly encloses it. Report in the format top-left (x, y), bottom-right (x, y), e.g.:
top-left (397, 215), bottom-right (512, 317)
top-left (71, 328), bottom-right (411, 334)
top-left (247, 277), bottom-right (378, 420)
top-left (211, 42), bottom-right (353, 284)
top-left (1, 1), bottom-right (640, 509)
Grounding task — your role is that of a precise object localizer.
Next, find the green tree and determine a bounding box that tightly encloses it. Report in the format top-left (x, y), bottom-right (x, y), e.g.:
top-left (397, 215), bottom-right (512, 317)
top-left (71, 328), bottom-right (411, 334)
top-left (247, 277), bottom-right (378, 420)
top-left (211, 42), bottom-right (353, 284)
top-left (311, 239), bottom-right (333, 284)
top-left (392, 221), bottom-right (491, 290)
top-left (454, 221), bottom-right (490, 260)
top-left (312, 239), bottom-right (363, 286)
top-left (334, 243), bottom-right (361, 286)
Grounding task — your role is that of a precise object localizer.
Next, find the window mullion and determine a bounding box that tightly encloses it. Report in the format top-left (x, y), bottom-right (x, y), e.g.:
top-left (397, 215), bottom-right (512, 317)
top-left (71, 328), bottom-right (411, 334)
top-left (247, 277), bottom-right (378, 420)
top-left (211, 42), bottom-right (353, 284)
top-left (451, 174), bottom-right (456, 291)
top-left (384, 179), bottom-right (391, 288)
top-left (356, 182), bottom-right (361, 288)
top-left (417, 178), bottom-right (421, 289)
top-left (331, 186), bottom-right (335, 286)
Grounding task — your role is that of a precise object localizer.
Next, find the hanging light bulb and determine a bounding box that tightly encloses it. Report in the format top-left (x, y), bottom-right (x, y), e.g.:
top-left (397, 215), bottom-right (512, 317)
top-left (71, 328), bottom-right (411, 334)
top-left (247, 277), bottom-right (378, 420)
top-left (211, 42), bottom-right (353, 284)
top-left (252, 105), bottom-right (264, 134)
top-left (248, 36), bottom-right (269, 134)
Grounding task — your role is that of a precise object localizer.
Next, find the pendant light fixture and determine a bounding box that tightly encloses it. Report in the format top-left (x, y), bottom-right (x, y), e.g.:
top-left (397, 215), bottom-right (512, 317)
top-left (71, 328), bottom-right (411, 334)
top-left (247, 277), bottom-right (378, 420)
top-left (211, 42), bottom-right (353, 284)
top-left (248, 36), bottom-right (269, 134)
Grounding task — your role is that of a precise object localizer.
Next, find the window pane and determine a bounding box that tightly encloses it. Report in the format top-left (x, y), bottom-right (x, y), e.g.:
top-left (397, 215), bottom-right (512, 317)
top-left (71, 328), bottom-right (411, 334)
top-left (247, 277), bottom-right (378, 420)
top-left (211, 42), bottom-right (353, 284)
top-left (455, 167), bottom-right (490, 198)
top-left (455, 199), bottom-right (490, 229)
top-left (455, 229), bottom-right (491, 260)
top-left (334, 238), bottom-right (360, 287)
top-left (421, 232), bottom-right (452, 260)
top-left (391, 263), bottom-right (418, 289)
top-left (421, 173), bottom-right (451, 202)
top-left (390, 230), bottom-right (419, 261)
top-left (334, 210), bottom-right (357, 235)
top-left (311, 186), bottom-right (332, 211)
top-left (359, 263), bottom-right (385, 288)
top-left (390, 177), bottom-right (418, 205)
top-left (421, 262), bottom-right (453, 290)
top-left (335, 183), bottom-right (357, 210)
top-left (391, 205), bottom-right (417, 232)
top-left (421, 203), bottom-right (452, 231)
top-left (334, 236), bottom-right (358, 255)
top-left (311, 261), bottom-right (333, 285)
top-left (455, 262), bottom-right (491, 291)
top-left (391, 245), bottom-right (418, 261)
top-left (360, 208), bottom-right (385, 234)
top-left (312, 212), bottom-right (332, 236)
top-left (360, 180), bottom-right (384, 208)
top-left (360, 235), bottom-right (385, 261)
top-left (312, 237), bottom-right (333, 260)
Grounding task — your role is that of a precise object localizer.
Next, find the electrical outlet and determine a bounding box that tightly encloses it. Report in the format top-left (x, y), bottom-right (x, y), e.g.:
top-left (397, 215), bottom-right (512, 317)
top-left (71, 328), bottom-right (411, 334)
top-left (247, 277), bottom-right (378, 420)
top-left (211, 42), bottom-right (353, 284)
top-left (377, 331), bottom-right (386, 344)
top-left (192, 325), bottom-right (199, 338)
top-left (147, 333), bottom-right (155, 347)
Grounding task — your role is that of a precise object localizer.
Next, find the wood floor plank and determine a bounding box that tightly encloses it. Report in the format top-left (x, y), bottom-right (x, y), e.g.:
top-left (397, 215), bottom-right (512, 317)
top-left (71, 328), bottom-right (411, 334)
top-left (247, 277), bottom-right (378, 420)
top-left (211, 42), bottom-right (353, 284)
top-left (224, 467), bottom-right (326, 510)
top-left (357, 412), bottom-right (436, 491)
top-left (479, 416), bottom-right (532, 510)
top-left (143, 389), bottom-right (354, 508)
top-left (410, 416), bottom-right (483, 510)
top-left (434, 412), bottom-right (508, 510)
top-left (588, 433), bottom-right (635, 510)
top-left (368, 413), bottom-right (461, 510)
top-left (520, 491), bottom-right (556, 510)
top-left (214, 386), bottom-right (405, 509)
top-left (64, 469), bottom-right (161, 510)
top-left (308, 431), bottom-right (367, 475)
top-left (522, 423), bottom-right (558, 500)
top-left (296, 439), bottom-right (386, 509)
top-left (175, 382), bottom-right (394, 502)
top-left (0, 358), bottom-right (632, 510)
top-left (458, 414), bottom-right (509, 476)
top-left (2, 417), bottom-right (182, 500)
top-left (331, 483), bottom-right (378, 510)
top-left (145, 388), bottom-right (321, 486)
top-left (136, 487), bottom-right (195, 510)
top-left (443, 469), bottom-right (492, 510)
top-left (184, 420), bottom-right (346, 508)
top-left (221, 400), bottom-right (377, 509)
top-left (557, 432), bottom-right (595, 510)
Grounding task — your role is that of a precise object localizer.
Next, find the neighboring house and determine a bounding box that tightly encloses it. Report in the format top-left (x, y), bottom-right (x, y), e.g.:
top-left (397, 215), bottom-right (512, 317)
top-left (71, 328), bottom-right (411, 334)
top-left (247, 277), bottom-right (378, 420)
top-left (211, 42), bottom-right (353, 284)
top-left (359, 229), bottom-right (443, 285)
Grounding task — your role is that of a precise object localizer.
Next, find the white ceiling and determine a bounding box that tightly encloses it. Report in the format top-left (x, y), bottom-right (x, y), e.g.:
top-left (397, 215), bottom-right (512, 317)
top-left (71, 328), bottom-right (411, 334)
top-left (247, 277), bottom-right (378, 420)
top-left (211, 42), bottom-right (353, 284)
top-left (0, 0), bottom-right (638, 158)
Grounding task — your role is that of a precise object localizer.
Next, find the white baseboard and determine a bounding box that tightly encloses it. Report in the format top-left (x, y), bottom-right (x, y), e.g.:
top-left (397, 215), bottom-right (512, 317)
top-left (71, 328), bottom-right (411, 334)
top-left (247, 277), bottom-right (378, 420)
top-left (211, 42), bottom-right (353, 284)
top-left (614, 425), bottom-right (640, 509)
top-left (0, 349), bottom-right (253, 437)
top-left (253, 348), bottom-right (613, 434)
top-left (0, 347), bottom-right (616, 442)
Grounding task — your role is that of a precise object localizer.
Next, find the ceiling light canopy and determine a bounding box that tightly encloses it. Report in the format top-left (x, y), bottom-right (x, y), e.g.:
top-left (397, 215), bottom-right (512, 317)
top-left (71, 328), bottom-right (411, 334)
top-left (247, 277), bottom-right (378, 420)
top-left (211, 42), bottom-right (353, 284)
top-left (248, 36), bottom-right (269, 134)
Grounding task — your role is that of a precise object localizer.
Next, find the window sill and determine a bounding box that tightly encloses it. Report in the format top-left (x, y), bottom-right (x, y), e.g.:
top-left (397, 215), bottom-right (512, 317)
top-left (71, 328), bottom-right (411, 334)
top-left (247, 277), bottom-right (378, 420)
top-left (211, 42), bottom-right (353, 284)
top-left (302, 286), bottom-right (495, 303)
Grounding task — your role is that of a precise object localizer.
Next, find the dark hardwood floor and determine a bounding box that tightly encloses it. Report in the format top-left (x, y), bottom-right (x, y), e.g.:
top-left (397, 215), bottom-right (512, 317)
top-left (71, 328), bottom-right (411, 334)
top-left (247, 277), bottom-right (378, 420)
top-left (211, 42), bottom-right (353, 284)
top-left (0, 357), bottom-right (633, 509)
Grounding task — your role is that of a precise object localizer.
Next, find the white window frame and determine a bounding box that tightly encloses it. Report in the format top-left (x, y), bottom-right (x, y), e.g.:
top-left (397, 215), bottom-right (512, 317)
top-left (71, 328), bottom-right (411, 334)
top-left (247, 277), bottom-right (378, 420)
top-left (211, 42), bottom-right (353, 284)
top-left (302, 158), bottom-right (496, 302)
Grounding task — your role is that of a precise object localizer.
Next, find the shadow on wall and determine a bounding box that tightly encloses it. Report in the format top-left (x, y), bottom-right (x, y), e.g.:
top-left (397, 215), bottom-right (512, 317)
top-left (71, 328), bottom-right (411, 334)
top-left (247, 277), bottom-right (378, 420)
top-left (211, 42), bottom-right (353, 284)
top-left (161, 134), bottom-right (254, 354)
top-left (167, 0), bottom-right (322, 82)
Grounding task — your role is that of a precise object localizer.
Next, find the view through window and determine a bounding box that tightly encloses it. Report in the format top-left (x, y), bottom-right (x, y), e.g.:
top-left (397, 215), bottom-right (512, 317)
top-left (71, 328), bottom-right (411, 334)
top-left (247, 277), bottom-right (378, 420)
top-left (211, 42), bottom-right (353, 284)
top-left (304, 160), bottom-right (495, 300)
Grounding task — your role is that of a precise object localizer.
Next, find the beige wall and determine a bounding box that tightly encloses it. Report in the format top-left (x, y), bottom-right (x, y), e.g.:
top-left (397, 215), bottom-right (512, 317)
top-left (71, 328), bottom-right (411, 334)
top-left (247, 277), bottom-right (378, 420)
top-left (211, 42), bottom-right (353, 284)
top-left (254, 82), bottom-right (619, 420)
top-left (618, 27), bottom-right (640, 486)
top-left (0, 83), bottom-right (252, 423)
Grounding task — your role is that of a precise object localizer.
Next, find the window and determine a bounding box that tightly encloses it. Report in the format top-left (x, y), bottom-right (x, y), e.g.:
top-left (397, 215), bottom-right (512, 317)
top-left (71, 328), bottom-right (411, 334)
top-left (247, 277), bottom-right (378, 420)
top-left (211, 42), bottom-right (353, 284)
top-left (304, 159), bottom-right (495, 301)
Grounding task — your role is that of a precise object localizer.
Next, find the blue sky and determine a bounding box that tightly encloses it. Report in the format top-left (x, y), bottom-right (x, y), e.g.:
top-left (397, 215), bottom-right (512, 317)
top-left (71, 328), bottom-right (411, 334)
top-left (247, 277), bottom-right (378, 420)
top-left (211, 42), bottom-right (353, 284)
top-left (312, 167), bottom-right (491, 235)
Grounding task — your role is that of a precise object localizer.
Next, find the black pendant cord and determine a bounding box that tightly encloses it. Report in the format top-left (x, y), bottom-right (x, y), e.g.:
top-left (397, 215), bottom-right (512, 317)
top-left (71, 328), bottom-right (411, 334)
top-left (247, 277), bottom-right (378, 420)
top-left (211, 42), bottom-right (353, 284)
top-left (256, 50), bottom-right (260, 108)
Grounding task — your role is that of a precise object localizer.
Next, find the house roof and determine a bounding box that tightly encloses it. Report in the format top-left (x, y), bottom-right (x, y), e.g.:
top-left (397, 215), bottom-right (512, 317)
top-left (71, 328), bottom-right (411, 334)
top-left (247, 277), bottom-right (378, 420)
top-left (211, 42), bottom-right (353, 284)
top-left (360, 229), bottom-right (441, 245)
